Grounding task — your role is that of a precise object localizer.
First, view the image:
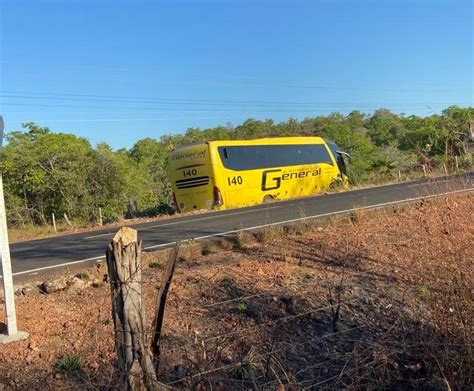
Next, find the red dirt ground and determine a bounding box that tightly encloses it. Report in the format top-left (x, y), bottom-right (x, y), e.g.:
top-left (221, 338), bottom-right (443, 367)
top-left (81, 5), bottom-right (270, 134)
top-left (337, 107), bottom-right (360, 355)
top-left (0, 193), bottom-right (472, 390)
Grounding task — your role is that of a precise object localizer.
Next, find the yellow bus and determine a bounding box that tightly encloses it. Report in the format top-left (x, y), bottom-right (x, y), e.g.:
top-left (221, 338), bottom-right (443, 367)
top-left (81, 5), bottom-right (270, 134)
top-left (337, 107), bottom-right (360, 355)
top-left (169, 137), bottom-right (350, 212)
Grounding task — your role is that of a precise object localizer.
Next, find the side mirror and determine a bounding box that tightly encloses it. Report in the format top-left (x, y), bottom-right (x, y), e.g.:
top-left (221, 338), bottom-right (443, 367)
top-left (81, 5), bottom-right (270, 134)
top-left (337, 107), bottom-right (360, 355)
top-left (337, 151), bottom-right (351, 164)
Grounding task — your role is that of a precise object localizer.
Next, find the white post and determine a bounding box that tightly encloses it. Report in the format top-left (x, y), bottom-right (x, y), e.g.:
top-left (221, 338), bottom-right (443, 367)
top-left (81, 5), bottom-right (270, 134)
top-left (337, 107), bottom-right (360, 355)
top-left (52, 212), bottom-right (57, 233)
top-left (63, 213), bottom-right (73, 227)
top-left (99, 207), bottom-right (103, 226)
top-left (0, 115), bottom-right (28, 343)
top-left (0, 177), bottom-right (28, 343)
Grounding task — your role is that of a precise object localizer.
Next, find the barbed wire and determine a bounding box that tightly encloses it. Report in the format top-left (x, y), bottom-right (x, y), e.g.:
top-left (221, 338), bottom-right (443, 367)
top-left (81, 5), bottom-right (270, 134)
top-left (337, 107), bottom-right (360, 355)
top-left (166, 323), bottom-right (367, 386)
top-left (156, 297), bottom-right (360, 358)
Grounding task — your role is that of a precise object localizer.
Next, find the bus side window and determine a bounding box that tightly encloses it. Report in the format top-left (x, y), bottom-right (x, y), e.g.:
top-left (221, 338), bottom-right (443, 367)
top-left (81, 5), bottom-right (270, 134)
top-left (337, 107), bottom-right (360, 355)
top-left (223, 148), bottom-right (228, 159)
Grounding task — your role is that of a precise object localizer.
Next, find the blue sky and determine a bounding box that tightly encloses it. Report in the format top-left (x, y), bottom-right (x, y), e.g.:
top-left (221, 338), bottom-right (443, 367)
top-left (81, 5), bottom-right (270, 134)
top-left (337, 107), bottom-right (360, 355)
top-left (0, 0), bottom-right (472, 149)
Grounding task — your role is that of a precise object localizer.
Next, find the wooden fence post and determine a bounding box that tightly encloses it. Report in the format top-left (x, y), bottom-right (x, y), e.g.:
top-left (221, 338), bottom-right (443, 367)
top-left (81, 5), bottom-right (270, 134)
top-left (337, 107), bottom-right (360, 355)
top-left (106, 227), bottom-right (166, 390)
top-left (422, 164), bottom-right (427, 177)
top-left (151, 242), bottom-right (180, 372)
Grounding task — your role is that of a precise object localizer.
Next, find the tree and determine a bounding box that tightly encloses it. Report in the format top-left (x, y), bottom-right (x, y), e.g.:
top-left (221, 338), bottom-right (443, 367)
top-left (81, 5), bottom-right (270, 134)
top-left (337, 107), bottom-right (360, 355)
top-left (1, 107), bottom-right (472, 227)
top-left (367, 109), bottom-right (406, 147)
top-left (129, 138), bottom-right (170, 206)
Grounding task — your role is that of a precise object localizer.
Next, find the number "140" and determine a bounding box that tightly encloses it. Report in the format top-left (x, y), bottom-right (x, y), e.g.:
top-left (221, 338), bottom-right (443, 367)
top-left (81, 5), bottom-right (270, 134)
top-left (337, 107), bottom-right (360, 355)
top-left (227, 176), bottom-right (243, 186)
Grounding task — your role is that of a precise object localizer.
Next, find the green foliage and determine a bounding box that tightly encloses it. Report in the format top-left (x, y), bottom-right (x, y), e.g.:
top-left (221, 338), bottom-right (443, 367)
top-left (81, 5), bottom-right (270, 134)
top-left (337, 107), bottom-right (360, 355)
top-left (1, 107), bottom-right (472, 227)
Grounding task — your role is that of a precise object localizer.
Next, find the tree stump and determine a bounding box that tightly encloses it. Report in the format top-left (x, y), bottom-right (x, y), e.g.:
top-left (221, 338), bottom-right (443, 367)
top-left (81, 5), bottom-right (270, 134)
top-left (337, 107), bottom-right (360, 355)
top-left (106, 227), bottom-right (165, 390)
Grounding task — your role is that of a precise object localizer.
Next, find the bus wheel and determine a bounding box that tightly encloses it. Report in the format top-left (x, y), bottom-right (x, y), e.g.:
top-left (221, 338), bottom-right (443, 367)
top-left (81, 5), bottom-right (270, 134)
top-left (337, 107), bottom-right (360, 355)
top-left (263, 195), bottom-right (274, 204)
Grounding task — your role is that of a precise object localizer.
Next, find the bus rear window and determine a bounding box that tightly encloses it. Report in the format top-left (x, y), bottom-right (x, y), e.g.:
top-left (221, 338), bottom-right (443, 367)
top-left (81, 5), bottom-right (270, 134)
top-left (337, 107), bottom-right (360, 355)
top-left (218, 144), bottom-right (333, 171)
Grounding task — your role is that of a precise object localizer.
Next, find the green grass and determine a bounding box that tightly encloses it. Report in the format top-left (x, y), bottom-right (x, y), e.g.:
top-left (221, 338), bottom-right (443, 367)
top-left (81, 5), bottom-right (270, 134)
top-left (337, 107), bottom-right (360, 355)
top-left (219, 276), bottom-right (234, 289)
top-left (148, 260), bottom-right (160, 268)
top-left (75, 271), bottom-right (90, 280)
top-left (237, 302), bottom-right (247, 315)
top-left (55, 354), bottom-right (83, 373)
top-left (417, 285), bottom-right (432, 301)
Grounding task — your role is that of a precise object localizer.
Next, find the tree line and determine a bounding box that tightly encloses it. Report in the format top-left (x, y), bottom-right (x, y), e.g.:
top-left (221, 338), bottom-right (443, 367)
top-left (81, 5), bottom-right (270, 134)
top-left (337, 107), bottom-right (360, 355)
top-left (0, 106), bottom-right (472, 226)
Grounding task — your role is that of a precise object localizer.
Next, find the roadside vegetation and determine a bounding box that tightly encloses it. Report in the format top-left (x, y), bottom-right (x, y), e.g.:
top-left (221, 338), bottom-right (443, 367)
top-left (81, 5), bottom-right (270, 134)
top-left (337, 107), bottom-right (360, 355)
top-left (0, 107), bottom-right (472, 232)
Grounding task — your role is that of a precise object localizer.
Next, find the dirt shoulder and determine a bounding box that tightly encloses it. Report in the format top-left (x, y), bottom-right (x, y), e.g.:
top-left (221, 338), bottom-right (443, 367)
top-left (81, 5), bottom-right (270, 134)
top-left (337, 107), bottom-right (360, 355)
top-left (0, 193), bottom-right (472, 390)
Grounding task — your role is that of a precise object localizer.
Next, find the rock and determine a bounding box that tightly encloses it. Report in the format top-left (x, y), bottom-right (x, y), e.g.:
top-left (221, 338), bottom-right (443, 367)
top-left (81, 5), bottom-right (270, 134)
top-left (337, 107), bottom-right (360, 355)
top-left (22, 286), bottom-right (36, 296)
top-left (25, 354), bottom-right (34, 365)
top-left (54, 373), bottom-right (62, 380)
top-left (28, 342), bottom-right (39, 351)
top-left (40, 280), bottom-right (67, 294)
top-left (67, 277), bottom-right (87, 293)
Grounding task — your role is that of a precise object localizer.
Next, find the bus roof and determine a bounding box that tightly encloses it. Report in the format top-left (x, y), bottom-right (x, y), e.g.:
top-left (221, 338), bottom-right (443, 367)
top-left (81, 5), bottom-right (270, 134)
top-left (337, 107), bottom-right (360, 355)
top-left (174, 137), bottom-right (324, 151)
top-left (172, 142), bottom-right (207, 151)
top-left (208, 136), bottom-right (325, 148)
top-left (170, 137), bottom-right (327, 153)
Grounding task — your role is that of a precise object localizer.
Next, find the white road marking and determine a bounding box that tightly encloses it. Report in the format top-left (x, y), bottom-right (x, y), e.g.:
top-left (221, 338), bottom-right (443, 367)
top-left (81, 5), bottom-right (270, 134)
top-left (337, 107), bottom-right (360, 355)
top-left (83, 232), bottom-right (115, 240)
top-left (144, 187), bottom-right (474, 249)
top-left (9, 186), bottom-right (473, 277)
top-left (9, 256), bottom-right (104, 277)
top-left (84, 205), bottom-right (281, 239)
top-left (139, 206), bottom-right (281, 230)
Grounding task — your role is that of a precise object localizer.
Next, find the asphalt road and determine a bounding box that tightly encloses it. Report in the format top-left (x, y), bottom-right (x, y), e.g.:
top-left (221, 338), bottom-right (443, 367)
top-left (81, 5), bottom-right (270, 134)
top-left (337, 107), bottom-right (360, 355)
top-left (7, 173), bottom-right (474, 280)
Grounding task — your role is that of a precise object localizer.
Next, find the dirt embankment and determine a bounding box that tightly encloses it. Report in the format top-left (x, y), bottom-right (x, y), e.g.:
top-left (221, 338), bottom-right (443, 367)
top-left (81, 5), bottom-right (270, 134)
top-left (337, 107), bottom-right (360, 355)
top-left (0, 193), bottom-right (472, 390)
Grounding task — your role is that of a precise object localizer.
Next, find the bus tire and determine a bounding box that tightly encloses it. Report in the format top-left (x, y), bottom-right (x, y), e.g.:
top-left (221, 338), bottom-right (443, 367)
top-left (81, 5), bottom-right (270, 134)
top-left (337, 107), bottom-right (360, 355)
top-left (263, 195), bottom-right (274, 204)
